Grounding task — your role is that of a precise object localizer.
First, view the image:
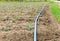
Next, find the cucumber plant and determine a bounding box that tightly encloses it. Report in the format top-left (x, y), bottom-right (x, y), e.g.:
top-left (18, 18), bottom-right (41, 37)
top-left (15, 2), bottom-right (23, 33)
top-left (27, 25), bottom-right (32, 30)
top-left (2, 27), bottom-right (11, 31)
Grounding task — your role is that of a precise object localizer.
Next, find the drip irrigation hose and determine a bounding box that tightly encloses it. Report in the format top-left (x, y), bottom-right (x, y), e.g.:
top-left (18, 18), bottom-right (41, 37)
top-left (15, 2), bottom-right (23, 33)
top-left (34, 4), bottom-right (46, 41)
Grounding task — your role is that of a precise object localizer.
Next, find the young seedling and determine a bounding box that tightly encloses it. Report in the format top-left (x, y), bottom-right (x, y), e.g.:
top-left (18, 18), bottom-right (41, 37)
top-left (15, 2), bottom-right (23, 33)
top-left (12, 18), bottom-right (17, 23)
top-left (27, 25), bottom-right (32, 30)
top-left (27, 19), bottom-right (32, 22)
top-left (12, 13), bottom-right (23, 22)
top-left (2, 27), bottom-right (11, 31)
top-left (6, 15), bottom-right (10, 20)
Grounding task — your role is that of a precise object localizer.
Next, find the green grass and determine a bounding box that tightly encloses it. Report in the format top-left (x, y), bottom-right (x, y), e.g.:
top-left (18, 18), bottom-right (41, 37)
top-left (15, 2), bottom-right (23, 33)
top-left (50, 2), bottom-right (60, 23)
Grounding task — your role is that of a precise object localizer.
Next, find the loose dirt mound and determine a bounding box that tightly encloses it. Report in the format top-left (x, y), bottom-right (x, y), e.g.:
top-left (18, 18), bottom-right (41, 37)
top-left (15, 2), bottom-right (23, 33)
top-left (37, 4), bottom-right (60, 41)
top-left (0, 4), bottom-right (60, 41)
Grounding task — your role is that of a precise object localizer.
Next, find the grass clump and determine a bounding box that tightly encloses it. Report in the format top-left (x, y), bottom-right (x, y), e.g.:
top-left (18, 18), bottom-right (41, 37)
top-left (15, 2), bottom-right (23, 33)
top-left (50, 2), bottom-right (60, 23)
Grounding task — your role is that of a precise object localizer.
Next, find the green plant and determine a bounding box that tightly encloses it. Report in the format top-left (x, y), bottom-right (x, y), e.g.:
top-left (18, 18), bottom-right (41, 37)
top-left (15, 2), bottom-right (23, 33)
top-left (27, 25), bottom-right (32, 30)
top-left (12, 18), bottom-right (17, 22)
top-left (12, 14), bottom-right (23, 22)
top-left (2, 27), bottom-right (11, 31)
top-left (27, 19), bottom-right (32, 22)
top-left (6, 15), bottom-right (10, 19)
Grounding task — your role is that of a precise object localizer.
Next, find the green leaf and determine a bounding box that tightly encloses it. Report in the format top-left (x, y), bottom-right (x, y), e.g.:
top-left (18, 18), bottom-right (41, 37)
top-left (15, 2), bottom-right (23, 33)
top-left (2, 27), bottom-right (11, 31)
top-left (27, 25), bottom-right (32, 30)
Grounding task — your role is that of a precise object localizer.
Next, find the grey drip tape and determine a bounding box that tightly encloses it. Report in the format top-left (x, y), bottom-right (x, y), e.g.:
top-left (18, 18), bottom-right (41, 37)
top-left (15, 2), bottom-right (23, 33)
top-left (34, 4), bottom-right (46, 41)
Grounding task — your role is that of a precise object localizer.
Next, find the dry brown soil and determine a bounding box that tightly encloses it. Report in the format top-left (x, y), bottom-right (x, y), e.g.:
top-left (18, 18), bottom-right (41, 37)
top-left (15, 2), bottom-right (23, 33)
top-left (37, 4), bottom-right (60, 41)
top-left (0, 3), bottom-right (60, 41)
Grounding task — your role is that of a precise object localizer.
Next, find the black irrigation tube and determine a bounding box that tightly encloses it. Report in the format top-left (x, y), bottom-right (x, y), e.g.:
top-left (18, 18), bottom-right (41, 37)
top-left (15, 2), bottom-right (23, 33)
top-left (34, 4), bottom-right (46, 41)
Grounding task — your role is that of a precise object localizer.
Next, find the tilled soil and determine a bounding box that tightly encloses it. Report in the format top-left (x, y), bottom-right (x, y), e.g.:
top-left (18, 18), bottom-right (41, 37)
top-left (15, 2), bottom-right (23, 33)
top-left (0, 2), bottom-right (43, 41)
top-left (0, 2), bottom-right (60, 41)
top-left (37, 4), bottom-right (60, 41)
